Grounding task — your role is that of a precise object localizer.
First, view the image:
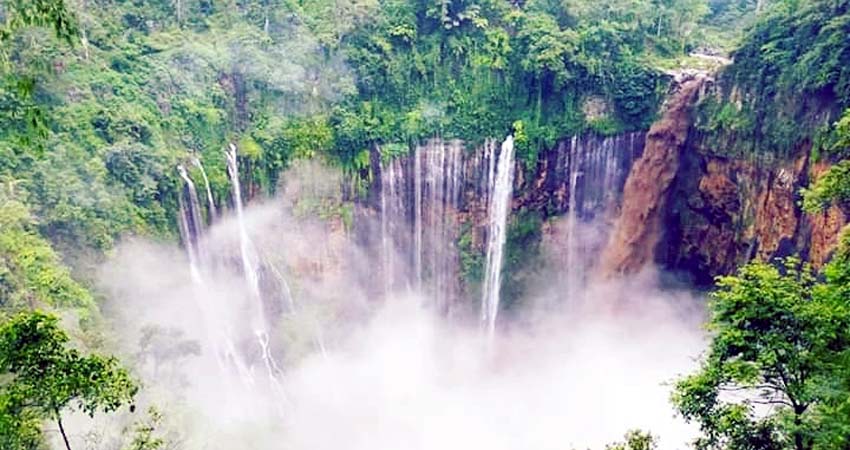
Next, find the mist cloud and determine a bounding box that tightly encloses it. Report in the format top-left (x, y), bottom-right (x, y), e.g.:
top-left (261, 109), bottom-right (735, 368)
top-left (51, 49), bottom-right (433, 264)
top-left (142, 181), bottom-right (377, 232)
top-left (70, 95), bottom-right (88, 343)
top-left (88, 163), bottom-right (706, 450)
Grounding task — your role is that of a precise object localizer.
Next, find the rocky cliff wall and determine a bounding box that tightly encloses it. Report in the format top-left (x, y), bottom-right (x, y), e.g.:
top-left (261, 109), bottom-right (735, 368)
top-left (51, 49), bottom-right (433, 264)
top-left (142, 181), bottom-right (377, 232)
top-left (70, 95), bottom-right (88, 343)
top-left (662, 133), bottom-right (848, 283)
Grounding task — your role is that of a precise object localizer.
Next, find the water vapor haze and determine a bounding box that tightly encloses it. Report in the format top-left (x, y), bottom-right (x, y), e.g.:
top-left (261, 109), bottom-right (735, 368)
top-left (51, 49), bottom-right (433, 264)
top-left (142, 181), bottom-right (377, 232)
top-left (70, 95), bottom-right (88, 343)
top-left (90, 163), bottom-right (705, 450)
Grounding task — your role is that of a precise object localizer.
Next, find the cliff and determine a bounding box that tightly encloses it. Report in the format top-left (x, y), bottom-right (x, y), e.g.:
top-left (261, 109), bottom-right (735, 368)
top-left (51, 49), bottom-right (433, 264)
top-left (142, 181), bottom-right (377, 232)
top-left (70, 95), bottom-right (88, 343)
top-left (662, 131), bottom-right (848, 283)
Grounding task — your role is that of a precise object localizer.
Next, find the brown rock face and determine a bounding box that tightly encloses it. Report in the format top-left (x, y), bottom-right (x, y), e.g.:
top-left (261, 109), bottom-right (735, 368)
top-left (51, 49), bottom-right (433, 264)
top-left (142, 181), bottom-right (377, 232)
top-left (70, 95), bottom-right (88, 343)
top-left (599, 76), bottom-right (707, 276)
top-left (807, 162), bottom-right (849, 268)
top-left (664, 142), bottom-right (848, 282)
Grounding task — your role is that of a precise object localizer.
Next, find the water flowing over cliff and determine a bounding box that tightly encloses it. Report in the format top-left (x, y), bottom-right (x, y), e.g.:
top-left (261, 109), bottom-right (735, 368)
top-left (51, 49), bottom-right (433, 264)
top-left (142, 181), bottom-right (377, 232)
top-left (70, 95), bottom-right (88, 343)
top-left (374, 131), bottom-right (644, 319)
top-left (377, 137), bottom-right (509, 315)
top-left (481, 136), bottom-right (515, 336)
top-left (178, 164), bottom-right (207, 282)
top-left (526, 132), bottom-right (645, 298)
top-left (600, 76), bottom-right (708, 277)
top-left (175, 145), bottom-right (289, 399)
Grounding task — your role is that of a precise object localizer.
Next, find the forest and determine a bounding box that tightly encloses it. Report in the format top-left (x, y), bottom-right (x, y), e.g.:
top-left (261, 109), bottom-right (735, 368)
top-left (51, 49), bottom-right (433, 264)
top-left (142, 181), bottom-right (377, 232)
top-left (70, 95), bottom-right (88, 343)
top-left (1, 0), bottom-right (850, 449)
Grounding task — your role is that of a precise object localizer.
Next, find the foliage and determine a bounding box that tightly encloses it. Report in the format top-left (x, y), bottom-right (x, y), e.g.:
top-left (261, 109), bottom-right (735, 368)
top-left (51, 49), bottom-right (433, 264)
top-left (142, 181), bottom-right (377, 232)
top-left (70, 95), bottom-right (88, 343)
top-left (0, 0), bottom-right (77, 52)
top-left (458, 221), bottom-right (484, 293)
top-left (500, 209), bottom-right (542, 309)
top-left (0, 201), bottom-right (94, 314)
top-left (0, 392), bottom-right (42, 450)
top-left (803, 108), bottom-right (850, 213)
top-left (0, 311), bottom-right (138, 450)
top-left (673, 258), bottom-right (850, 450)
top-left (697, 0), bottom-right (850, 158)
top-left (802, 160), bottom-right (850, 213)
top-left (605, 429), bottom-right (658, 450)
top-left (124, 407), bottom-right (167, 450)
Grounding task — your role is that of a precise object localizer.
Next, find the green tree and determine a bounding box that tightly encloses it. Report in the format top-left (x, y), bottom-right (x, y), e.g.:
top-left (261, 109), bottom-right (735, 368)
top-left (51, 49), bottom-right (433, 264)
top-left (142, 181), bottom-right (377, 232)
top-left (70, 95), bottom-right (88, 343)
top-left (0, 311), bottom-right (138, 450)
top-left (803, 108), bottom-right (850, 213)
top-left (605, 430), bottom-right (658, 450)
top-left (673, 258), bottom-right (850, 450)
top-left (0, 0), bottom-right (78, 58)
top-left (124, 407), bottom-right (167, 450)
top-left (0, 393), bottom-right (42, 450)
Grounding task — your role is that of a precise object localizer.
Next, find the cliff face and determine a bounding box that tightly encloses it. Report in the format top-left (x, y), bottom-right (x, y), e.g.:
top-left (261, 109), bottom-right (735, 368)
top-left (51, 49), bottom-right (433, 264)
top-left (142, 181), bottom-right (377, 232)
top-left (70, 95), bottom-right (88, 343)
top-left (596, 72), bottom-right (848, 282)
top-left (357, 76), bottom-right (847, 297)
top-left (656, 96), bottom-right (848, 282)
top-left (663, 145), bottom-right (848, 282)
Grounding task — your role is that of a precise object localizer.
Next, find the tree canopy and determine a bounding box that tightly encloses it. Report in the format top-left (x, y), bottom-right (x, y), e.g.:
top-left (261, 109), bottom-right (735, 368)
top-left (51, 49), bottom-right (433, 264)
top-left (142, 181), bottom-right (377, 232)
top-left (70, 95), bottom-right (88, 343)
top-left (674, 256), bottom-right (850, 449)
top-left (0, 311), bottom-right (138, 450)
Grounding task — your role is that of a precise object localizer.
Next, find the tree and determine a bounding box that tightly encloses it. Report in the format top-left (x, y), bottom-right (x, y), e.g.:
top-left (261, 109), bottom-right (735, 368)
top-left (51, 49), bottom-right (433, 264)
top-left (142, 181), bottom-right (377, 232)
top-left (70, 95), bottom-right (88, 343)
top-left (673, 258), bottom-right (850, 450)
top-left (605, 430), bottom-right (658, 450)
top-left (803, 108), bottom-right (850, 213)
top-left (0, 393), bottom-right (42, 450)
top-left (0, 0), bottom-right (78, 57)
top-left (124, 407), bottom-right (168, 450)
top-left (0, 311), bottom-right (138, 450)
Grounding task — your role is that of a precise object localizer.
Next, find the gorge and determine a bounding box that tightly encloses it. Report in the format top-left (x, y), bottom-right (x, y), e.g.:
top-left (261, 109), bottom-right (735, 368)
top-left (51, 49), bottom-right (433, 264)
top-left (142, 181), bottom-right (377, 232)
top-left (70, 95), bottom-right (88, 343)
top-left (2, 0), bottom-right (850, 449)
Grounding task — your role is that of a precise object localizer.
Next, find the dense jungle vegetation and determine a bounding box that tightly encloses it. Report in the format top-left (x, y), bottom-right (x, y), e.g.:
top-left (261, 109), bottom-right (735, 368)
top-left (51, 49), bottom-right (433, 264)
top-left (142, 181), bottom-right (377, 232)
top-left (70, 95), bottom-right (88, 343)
top-left (1, 0), bottom-right (850, 448)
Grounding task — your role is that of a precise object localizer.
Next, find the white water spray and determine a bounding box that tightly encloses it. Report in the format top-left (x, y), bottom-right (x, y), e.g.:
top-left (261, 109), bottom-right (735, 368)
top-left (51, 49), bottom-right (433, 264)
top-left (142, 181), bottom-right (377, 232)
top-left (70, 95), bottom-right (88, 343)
top-left (565, 136), bottom-right (581, 301)
top-left (414, 145), bottom-right (423, 292)
top-left (177, 165), bottom-right (206, 282)
top-left (193, 157), bottom-right (218, 222)
top-left (225, 143), bottom-right (285, 392)
top-left (480, 135), bottom-right (515, 337)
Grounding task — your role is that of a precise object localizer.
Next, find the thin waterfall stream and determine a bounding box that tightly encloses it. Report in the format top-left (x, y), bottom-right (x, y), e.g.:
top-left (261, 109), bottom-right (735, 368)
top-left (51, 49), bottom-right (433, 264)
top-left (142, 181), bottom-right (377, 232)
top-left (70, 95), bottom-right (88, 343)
top-left (224, 144), bottom-right (285, 390)
top-left (194, 157), bottom-right (218, 222)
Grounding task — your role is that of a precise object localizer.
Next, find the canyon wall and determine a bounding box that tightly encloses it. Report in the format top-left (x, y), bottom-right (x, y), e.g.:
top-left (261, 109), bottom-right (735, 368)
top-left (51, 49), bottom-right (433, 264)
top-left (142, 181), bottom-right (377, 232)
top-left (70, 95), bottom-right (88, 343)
top-left (356, 74), bottom-right (848, 303)
top-left (657, 84), bottom-right (849, 283)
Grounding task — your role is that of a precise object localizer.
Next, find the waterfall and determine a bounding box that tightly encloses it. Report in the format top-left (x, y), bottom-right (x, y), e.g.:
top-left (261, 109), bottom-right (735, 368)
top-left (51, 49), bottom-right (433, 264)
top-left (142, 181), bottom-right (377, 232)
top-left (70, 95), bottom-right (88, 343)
top-left (381, 156), bottom-right (398, 296)
top-left (177, 165), bottom-right (206, 280)
top-left (413, 145), bottom-right (423, 292)
top-left (565, 136), bottom-right (581, 301)
top-left (480, 135), bottom-right (515, 336)
top-left (225, 143), bottom-right (284, 387)
top-left (193, 157), bottom-right (217, 222)
top-left (553, 132), bottom-right (645, 299)
top-left (380, 141), bottom-right (464, 308)
top-left (225, 144), bottom-right (262, 302)
top-left (177, 164), bottom-right (257, 387)
top-left (422, 141), bottom-right (463, 312)
top-left (376, 131), bottom-right (641, 323)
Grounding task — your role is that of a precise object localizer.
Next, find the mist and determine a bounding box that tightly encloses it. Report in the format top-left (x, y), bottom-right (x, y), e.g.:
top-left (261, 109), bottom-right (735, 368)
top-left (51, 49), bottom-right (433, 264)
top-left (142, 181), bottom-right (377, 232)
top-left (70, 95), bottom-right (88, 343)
top-left (90, 161), bottom-right (706, 450)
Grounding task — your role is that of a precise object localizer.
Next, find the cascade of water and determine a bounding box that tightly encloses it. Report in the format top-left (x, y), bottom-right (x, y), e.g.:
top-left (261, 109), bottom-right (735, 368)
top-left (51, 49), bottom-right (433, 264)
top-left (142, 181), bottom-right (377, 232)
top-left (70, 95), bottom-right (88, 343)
top-left (480, 135), bottom-right (515, 337)
top-left (193, 158), bottom-right (217, 222)
top-left (380, 158), bottom-right (390, 296)
top-left (380, 141), bottom-right (464, 308)
top-left (565, 136), bottom-right (581, 301)
top-left (559, 132), bottom-right (645, 297)
top-left (225, 143), bottom-right (284, 388)
top-left (178, 165), bottom-right (207, 277)
top-left (376, 132), bottom-right (641, 321)
top-left (177, 165), bottom-right (257, 387)
top-left (177, 194), bottom-right (202, 285)
top-left (381, 156), bottom-right (395, 296)
top-left (440, 142), bottom-right (463, 313)
top-left (413, 145), bottom-right (423, 292)
top-left (225, 144), bottom-right (262, 302)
